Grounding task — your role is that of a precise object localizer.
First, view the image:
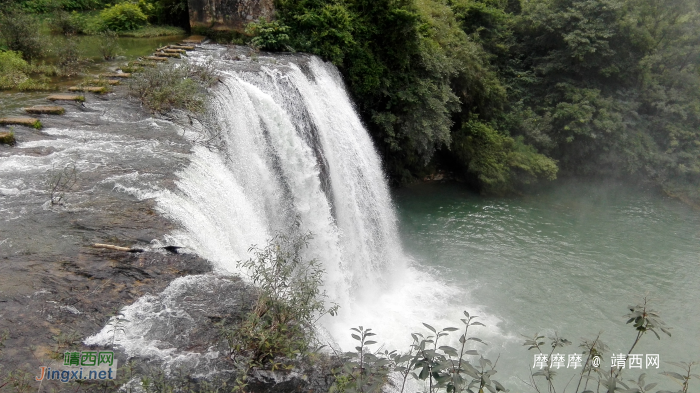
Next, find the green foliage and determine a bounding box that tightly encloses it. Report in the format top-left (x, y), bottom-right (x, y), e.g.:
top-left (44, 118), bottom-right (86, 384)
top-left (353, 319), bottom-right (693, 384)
top-left (330, 299), bottom-right (697, 393)
top-left (510, 0), bottom-right (700, 202)
top-left (451, 119), bottom-right (557, 194)
top-left (331, 312), bottom-right (505, 393)
top-left (0, 11), bottom-right (45, 60)
top-left (100, 2), bottom-right (148, 32)
top-left (221, 233), bottom-right (338, 367)
top-left (0, 50), bottom-right (51, 91)
top-left (128, 60), bottom-right (216, 114)
top-left (246, 19), bottom-right (292, 51)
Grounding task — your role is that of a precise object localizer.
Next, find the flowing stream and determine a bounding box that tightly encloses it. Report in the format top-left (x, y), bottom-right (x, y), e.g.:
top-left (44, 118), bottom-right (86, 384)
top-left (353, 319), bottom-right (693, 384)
top-left (81, 46), bottom-right (699, 389)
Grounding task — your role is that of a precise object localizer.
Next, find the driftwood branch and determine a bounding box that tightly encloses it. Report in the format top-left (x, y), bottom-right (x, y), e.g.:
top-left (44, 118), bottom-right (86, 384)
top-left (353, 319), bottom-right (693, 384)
top-left (92, 243), bottom-right (144, 253)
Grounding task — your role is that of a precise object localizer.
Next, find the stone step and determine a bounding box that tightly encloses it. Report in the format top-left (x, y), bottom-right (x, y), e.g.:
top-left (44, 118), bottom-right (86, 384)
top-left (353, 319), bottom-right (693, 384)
top-left (87, 79), bottom-right (120, 86)
top-left (130, 60), bottom-right (157, 67)
top-left (0, 131), bottom-right (16, 145)
top-left (181, 35), bottom-right (206, 44)
top-left (169, 45), bottom-right (195, 51)
top-left (47, 94), bottom-right (85, 102)
top-left (163, 48), bottom-right (186, 54)
top-left (154, 52), bottom-right (180, 58)
top-left (68, 86), bottom-right (107, 94)
top-left (101, 73), bottom-right (132, 79)
top-left (0, 117), bottom-right (42, 129)
top-left (144, 56), bottom-right (169, 62)
top-left (23, 106), bottom-right (65, 115)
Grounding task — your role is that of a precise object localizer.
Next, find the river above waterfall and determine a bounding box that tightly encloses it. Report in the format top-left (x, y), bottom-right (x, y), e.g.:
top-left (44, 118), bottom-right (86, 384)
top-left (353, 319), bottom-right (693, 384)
top-left (394, 180), bottom-right (700, 389)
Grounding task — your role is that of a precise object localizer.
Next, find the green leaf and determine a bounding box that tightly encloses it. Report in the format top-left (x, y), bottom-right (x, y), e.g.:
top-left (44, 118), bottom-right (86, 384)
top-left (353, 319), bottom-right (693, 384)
top-left (662, 371), bottom-right (686, 380)
top-left (423, 323), bottom-right (436, 333)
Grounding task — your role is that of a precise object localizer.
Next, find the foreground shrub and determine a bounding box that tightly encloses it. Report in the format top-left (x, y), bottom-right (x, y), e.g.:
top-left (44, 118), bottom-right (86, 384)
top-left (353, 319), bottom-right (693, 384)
top-left (0, 11), bottom-right (45, 60)
top-left (100, 2), bottom-right (148, 32)
top-left (221, 233), bottom-right (338, 367)
top-left (128, 60), bottom-right (217, 114)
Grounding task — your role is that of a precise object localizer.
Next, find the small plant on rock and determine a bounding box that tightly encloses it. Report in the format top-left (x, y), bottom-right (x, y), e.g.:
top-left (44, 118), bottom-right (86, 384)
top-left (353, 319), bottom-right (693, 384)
top-left (221, 232), bottom-right (338, 368)
top-left (46, 163), bottom-right (78, 206)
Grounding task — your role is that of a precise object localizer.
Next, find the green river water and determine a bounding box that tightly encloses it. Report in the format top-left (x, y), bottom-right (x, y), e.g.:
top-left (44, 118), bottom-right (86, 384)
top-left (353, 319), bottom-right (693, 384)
top-left (395, 180), bottom-right (700, 389)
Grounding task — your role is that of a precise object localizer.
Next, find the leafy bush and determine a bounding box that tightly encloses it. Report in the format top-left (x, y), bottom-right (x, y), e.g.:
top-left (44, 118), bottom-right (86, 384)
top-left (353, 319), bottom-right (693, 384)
top-left (50, 10), bottom-right (84, 35)
top-left (246, 19), bottom-right (291, 52)
top-left (0, 11), bottom-right (45, 60)
top-left (100, 2), bottom-right (148, 32)
top-left (98, 30), bottom-right (122, 60)
top-left (56, 37), bottom-right (85, 76)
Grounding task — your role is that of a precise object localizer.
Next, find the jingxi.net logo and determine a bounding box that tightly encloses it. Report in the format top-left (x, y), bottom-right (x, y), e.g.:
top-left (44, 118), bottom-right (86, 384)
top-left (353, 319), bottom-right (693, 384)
top-left (35, 351), bottom-right (118, 383)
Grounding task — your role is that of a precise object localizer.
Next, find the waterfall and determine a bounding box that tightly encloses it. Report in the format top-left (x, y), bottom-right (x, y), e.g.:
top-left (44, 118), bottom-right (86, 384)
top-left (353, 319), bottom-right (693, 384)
top-left (86, 47), bottom-right (464, 371)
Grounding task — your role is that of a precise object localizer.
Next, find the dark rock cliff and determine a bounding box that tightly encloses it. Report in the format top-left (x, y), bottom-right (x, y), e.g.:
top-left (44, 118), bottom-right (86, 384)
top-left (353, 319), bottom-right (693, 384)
top-left (188, 0), bottom-right (274, 32)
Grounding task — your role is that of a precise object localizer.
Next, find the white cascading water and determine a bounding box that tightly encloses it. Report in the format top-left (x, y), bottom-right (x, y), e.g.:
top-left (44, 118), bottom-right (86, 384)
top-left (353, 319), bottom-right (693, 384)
top-left (87, 48), bottom-right (499, 374)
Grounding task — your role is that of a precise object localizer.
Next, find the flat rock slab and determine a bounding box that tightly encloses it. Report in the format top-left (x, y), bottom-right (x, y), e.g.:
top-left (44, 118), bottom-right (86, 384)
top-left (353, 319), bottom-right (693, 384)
top-left (154, 52), bottom-right (180, 58)
top-left (0, 117), bottom-right (41, 128)
top-left (47, 94), bottom-right (85, 102)
top-left (130, 60), bottom-right (157, 67)
top-left (101, 73), bottom-right (132, 78)
top-left (69, 86), bottom-right (107, 93)
top-left (88, 79), bottom-right (120, 85)
top-left (144, 56), bottom-right (169, 62)
top-left (23, 106), bottom-right (65, 115)
top-left (169, 45), bottom-right (195, 50)
top-left (182, 35), bottom-right (206, 44)
top-left (163, 48), bottom-right (186, 54)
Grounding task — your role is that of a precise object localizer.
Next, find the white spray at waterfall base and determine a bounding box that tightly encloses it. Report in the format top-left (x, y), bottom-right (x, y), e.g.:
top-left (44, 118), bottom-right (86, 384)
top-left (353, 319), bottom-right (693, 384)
top-left (86, 47), bottom-right (508, 374)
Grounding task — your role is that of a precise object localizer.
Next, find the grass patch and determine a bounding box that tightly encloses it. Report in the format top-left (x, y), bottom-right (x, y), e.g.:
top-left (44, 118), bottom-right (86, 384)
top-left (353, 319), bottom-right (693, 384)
top-left (119, 25), bottom-right (185, 38)
top-left (129, 59), bottom-right (217, 114)
top-left (0, 132), bottom-right (16, 145)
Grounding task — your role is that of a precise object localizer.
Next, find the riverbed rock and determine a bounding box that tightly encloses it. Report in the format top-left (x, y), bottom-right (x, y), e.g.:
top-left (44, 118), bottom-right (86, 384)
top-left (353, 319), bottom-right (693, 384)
top-left (23, 106), bottom-right (65, 115)
top-left (182, 35), bottom-right (207, 44)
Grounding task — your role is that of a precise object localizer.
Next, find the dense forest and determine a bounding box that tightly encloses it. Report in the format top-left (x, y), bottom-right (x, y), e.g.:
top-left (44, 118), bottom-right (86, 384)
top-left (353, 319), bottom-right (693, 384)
top-left (2, 0), bottom-right (699, 202)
